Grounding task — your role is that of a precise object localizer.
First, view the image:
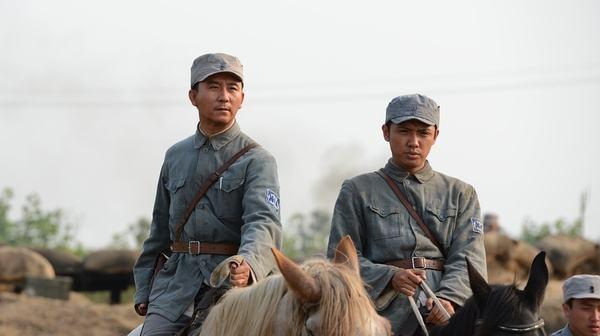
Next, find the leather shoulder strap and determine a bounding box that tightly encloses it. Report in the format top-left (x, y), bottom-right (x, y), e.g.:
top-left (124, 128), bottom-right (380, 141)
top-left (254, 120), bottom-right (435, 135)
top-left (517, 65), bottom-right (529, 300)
top-left (377, 169), bottom-right (446, 258)
top-left (175, 143), bottom-right (258, 241)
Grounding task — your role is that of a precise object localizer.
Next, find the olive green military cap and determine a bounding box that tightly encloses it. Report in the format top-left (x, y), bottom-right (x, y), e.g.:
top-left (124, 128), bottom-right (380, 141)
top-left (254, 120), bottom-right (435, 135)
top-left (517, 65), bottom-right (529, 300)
top-left (190, 53), bottom-right (244, 87)
top-left (385, 94), bottom-right (440, 127)
top-left (563, 274), bottom-right (600, 303)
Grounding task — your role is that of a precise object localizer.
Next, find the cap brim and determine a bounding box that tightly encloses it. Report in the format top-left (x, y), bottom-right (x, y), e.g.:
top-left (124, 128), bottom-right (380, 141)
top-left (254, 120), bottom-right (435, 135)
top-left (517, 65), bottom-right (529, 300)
top-left (389, 116), bottom-right (435, 126)
top-left (564, 293), bottom-right (600, 303)
top-left (194, 70), bottom-right (244, 86)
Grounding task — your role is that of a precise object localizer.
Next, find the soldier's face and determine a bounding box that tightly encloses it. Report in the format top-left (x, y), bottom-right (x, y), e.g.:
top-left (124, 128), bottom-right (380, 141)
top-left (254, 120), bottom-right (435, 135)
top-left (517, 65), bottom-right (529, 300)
top-left (382, 120), bottom-right (438, 174)
top-left (563, 298), bottom-right (600, 336)
top-left (189, 73), bottom-right (244, 132)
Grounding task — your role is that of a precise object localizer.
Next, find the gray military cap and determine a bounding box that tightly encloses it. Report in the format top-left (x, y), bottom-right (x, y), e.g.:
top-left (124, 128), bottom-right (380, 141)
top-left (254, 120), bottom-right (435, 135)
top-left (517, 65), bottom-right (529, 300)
top-left (190, 53), bottom-right (244, 87)
top-left (385, 94), bottom-right (440, 127)
top-left (562, 274), bottom-right (600, 303)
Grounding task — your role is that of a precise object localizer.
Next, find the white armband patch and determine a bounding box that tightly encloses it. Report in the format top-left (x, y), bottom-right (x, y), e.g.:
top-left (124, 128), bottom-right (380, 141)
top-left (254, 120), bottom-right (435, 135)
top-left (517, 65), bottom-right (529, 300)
top-left (471, 217), bottom-right (483, 234)
top-left (265, 189), bottom-right (280, 211)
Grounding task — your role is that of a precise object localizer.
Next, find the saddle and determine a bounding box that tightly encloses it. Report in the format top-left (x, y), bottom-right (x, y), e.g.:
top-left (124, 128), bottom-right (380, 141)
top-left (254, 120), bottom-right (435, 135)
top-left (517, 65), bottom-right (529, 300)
top-left (176, 286), bottom-right (228, 336)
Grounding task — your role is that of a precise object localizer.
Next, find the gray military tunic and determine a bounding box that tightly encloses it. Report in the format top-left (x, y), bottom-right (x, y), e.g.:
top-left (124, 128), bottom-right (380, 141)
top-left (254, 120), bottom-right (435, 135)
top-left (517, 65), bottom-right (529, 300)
top-left (327, 160), bottom-right (486, 335)
top-left (550, 325), bottom-right (573, 336)
top-left (133, 122), bottom-right (282, 321)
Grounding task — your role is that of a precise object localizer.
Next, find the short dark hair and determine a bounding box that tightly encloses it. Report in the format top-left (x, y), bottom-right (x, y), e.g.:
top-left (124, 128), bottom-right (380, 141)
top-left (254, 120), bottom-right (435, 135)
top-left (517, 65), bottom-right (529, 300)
top-left (566, 298), bottom-right (573, 308)
top-left (385, 120), bottom-right (438, 131)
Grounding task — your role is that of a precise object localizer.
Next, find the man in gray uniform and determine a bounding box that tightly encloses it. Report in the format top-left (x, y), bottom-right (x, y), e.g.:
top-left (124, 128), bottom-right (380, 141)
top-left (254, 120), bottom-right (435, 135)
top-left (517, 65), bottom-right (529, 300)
top-left (327, 94), bottom-right (486, 335)
top-left (551, 274), bottom-right (600, 336)
top-left (133, 53), bottom-right (282, 335)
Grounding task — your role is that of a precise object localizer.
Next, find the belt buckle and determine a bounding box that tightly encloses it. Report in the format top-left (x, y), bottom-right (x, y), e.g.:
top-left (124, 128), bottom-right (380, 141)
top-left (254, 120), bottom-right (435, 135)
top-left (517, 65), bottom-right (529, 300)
top-left (412, 257), bottom-right (426, 269)
top-left (188, 241), bottom-right (201, 255)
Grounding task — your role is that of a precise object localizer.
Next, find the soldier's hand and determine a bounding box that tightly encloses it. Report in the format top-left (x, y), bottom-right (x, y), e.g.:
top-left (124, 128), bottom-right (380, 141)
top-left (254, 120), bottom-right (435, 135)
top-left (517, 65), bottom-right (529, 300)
top-left (134, 302), bottom-right (148, 316)
top-left (229, 260), bottom-right (251, 287)
top-left (390, 269), bottom-right (426, 296)
top-left (425, 297), bottom-right (455, 326)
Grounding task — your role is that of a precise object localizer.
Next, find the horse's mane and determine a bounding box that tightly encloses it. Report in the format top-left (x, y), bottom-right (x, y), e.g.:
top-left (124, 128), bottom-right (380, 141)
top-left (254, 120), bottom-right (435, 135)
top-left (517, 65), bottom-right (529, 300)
top-left (431, 282), bottom-right (523, 336)
top-left (302, 259), bottom-right (384, 336)
top-left (199, 258), bottom-right (385, 336)
top-left (430, 294), bottom-right (479, 336)
top-left (199, 273), bottom-right (288, 336)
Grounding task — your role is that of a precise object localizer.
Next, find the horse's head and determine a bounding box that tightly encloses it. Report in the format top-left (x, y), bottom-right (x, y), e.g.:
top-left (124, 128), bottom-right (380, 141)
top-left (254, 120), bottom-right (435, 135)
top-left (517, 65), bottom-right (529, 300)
top-left (272, 235), bottom-right (391, 336)
top-left (469, 251), bottom-right (549, 336)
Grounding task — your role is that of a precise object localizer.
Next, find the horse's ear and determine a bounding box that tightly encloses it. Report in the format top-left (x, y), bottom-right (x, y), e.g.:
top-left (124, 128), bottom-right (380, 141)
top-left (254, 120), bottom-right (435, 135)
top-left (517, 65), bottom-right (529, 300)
top-left (523, 251), bottom-right (549, 309)
top-left (467, 257), bottom-right (490, 312)
top-left (271, 247), bottom-right (322, 303)
top-left (332, 235), bottom-right (360, 275)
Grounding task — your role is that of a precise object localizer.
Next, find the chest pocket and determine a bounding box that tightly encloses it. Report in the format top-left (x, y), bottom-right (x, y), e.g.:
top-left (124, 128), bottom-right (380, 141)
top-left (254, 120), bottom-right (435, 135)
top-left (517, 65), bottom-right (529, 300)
top-left (166, 177), bottom-right (186, 193)
top-left (216, 177), bottom-right (245, 192)
top-left (212, 174), bottom-right (245, 219)
top-left (424, 205), bottom-right (457, 247)
top-left (367, 205), bottom-right (405, 240)
top-left (165, 177), bottom-right (186, 217)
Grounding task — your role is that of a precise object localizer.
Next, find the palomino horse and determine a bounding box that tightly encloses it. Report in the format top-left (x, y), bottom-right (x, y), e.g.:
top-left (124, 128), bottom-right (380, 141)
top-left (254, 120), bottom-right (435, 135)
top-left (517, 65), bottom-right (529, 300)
top-left (198, 236), bottom-right (391, 336)
top-left (430, 251), bottom-right (549, 336)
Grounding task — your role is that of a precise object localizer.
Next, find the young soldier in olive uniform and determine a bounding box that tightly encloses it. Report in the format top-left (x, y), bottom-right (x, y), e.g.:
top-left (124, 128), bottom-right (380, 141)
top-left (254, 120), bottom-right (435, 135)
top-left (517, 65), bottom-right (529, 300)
top-left (327, 94), bottom-right (486, 335)
top-left (133, 53), bottom-right (282, 335)
top-left (551, 275), bottom-right (600, 336)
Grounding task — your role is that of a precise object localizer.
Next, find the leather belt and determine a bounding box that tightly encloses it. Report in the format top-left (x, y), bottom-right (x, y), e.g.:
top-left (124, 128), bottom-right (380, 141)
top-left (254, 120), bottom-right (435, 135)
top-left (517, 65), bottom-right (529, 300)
top-left (170, 241), bottom-right (239, 255)
top-left (386, 257), bottom-right (445, 271)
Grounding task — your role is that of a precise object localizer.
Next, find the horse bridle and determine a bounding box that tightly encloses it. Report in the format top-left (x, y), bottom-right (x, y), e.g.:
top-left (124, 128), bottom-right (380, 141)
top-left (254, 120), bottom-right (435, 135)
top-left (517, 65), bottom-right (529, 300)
top-left (301, 302), bottom-right (319, 336)
top-left (475, 318), bottom-right (547, 335)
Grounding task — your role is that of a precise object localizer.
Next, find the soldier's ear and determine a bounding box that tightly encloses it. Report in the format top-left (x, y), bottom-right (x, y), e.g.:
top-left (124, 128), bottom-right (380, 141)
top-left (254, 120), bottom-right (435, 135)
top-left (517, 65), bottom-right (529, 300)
top-left (382, 124), bottom-right (390, 142)
top-left (188, 89), bottom-right (198, 107)
top-left (240, 91), bottom-right (245, 107)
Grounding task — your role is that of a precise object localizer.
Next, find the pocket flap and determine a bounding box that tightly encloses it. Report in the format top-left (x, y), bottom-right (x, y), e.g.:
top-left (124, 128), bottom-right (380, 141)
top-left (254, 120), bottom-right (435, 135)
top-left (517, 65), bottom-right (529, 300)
top-left (215, 177), bottom-right (245, 192)
top-left (368, 205), bottom-right (402, 218)
top-left (166, 177), bottom-right (186, 193)
top-left (425, 206), bottom-right (457, 221)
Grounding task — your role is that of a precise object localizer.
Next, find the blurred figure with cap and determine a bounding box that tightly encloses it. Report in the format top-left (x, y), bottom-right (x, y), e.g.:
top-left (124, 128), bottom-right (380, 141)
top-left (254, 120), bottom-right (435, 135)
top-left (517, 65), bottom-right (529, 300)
top-left (327, 94), bottom-right (486, 335)
top-left (131, 53), bottom-right (281, 335)
top-left (551, 274), bottom-right (600, 336)
top-left (483, 213), bottom-right (501, 233)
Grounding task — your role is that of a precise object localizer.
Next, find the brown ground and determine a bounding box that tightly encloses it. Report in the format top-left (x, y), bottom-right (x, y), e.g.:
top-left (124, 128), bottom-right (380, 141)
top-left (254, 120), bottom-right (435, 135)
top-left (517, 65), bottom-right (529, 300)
top-left (0, 292), bottom-right (143, 336)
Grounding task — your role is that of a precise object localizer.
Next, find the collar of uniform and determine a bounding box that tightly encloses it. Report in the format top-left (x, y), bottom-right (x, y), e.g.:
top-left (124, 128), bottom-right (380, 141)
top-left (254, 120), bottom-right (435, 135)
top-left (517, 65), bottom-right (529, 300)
top-left (193, 121), bottom-right (240, 150)
top-left (383, 159), bottom-right (435, 184)
top-left (564, 324), bottom-right (574, 336)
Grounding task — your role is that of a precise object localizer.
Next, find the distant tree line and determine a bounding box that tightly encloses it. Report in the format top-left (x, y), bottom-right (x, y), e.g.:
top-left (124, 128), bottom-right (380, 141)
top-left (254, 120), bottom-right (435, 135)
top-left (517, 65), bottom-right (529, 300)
top-left (520, 191), bottom-right (588, 244)
top-left (0, 187), bottom-right (83, 254)
top-left (282, 209), bottom-right (331, 261)
top-left (0, 187), bottom-right (150, 254)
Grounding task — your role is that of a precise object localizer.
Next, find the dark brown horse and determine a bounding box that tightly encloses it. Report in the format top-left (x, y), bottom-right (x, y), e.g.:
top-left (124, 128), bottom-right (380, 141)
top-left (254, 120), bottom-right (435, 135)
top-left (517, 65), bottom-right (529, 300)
top-left (430, 251), bottom-right (548, 336)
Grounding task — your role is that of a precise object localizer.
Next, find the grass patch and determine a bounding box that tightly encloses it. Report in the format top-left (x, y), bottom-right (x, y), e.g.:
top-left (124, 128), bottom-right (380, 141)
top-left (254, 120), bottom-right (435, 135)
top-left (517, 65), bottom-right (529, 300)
top-left (82, 285), bottom-right (136, 304)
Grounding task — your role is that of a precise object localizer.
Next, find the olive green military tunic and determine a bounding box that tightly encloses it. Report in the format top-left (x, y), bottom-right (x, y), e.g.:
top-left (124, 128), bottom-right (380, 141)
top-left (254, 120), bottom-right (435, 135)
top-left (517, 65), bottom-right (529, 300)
top-left (327, 160), bottom-right (486, 335)
top-left (133, 122), bottom-right (281, 321)
top-left (550, 326), bottom-right (574, 336)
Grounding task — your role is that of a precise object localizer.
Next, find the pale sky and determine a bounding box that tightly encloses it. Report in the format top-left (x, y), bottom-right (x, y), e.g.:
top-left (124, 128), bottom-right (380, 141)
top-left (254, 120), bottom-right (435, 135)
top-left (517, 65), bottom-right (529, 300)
top-left (1, 0), bottom-right (599, 248)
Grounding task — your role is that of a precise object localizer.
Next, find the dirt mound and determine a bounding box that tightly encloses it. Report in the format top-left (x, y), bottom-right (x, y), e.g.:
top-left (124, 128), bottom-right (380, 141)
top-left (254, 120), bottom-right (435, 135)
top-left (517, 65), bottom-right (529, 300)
top-left (0, 292), bottom-right (143, 336)
top-left (0, 246), bottom-right (55, 282)
top-left (82, 249), bottom-right (139, 274)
